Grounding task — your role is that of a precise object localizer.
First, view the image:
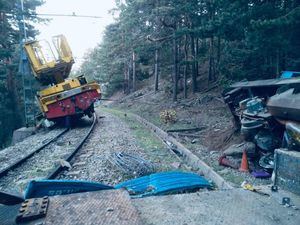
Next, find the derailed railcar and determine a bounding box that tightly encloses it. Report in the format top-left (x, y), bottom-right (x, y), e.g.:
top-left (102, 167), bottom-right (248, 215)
top-left (37, 76), bottom-right (100, 121)
top-left (24, 35), bottom-right (101, 122)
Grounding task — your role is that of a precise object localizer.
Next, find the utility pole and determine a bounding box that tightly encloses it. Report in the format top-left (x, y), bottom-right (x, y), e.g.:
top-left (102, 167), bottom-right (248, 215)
top-left (132, 51), bottom-right (136, 92)
top-left (154, 48), bottom-right (159, 92)
top-left (20, 0), bottom-right (27, 39)
top-left (18, 0), bottom-right (36, 126)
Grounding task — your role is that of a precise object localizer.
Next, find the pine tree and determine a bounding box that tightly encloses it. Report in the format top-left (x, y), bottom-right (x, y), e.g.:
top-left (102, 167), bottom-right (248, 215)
top-left (80, 0), bottom-right (300, 101)
top-left (0, 0), bottom-right (43, 147)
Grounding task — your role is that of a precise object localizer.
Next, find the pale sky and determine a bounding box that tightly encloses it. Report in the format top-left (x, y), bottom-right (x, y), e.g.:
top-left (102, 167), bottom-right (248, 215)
top-left (35, 0), bottom-right (116, 70)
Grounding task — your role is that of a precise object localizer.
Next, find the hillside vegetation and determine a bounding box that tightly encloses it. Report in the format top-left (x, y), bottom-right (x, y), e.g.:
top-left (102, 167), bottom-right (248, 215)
top-left (81, 0), bottom-right (300, 99)
top-left (0, 0), bottom-right (43, 147)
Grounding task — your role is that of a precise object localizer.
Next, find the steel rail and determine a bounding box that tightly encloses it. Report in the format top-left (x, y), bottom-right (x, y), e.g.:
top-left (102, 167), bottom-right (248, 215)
top-left (0, 128), bottom-right (69, 179)
top-left (47, 113), bottom-right (98, 179)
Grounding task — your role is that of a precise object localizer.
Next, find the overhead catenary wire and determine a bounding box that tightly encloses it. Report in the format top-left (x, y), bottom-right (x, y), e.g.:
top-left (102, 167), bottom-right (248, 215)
top-left (35, 13), bottom-right (103, 19)
top-left (0, 12), bottom-right (103, 19)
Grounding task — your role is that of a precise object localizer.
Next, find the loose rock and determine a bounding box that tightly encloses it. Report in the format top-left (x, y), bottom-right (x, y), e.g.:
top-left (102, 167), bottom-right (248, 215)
top-left (223, 142), bottom-right (256, 158)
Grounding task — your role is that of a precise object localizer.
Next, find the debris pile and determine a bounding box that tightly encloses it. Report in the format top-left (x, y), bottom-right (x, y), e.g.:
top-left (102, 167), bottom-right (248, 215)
top-left (222, 72), bottom-right (300, 179)
top-left (160, 109), bottom-right (177, 124)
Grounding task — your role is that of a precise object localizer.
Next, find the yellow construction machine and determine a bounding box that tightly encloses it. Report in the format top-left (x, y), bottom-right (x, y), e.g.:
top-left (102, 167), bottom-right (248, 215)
top-left (24, 35), bottom-right (101, 121)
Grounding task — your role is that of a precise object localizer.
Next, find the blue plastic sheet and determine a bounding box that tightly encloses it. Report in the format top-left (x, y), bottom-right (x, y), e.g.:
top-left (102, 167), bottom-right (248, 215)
top-left (115, 171), bottom-right (212, 198)
top-left (24, 180), bottom-right (113, 198)
top-left (24, 172), bottom-right (212, 199)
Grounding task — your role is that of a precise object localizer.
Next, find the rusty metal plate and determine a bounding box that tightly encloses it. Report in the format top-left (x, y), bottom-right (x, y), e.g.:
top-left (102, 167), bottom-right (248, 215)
top-left (43, 189), bottom-right (143, 225)
top-left (16, 197), bottom-right (49, 223)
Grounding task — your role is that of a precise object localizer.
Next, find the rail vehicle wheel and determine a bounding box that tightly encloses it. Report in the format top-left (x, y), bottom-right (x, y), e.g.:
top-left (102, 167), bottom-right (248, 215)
top-left (85, 103), bottom-right (95, 118)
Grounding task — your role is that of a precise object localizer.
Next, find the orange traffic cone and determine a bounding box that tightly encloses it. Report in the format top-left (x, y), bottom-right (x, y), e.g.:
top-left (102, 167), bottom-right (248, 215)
top-left (239, 150), bottom-right (249, 172)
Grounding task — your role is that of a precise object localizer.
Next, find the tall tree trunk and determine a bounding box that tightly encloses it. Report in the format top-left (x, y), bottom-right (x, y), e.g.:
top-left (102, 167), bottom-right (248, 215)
top-left (132, 51), bottom-right (136, 92)
top-left (217, 35), bottom-right (221, 64)
top-left (282, 50), bottom-right (286, 71)
top-left (208, 36), bottom-right (215, 82)
top-left (172, 33), bottom-right (178, 102)
top-left (123, 63), bottom-right (128, 94)
top-left (276, 50), bottom-right (280, 77)
top-left (190, 34), bottom-right (197, 93)
top-left (128, 60), bottom-right (131, 92)
top-left (184, 35), bottom-right (188, 98)
top-left (216, 35), bottom-right (221, 78)
top-left (122, 31), bottom-right (129, 94)
top-left (195, 37), bottom-right (199, 78)
top-left (208, 0), bottom-right (216, 82)
top-left (154, 48), bottom-right (159, 92)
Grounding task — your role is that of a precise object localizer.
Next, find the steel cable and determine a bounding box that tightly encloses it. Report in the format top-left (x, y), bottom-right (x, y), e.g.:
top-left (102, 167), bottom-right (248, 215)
top-left (108, 152), bottom-right (155, 177)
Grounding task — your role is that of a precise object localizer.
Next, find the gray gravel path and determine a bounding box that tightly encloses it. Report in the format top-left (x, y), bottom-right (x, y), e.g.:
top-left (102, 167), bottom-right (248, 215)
top-left (59, 108), bottom-right (185, 185)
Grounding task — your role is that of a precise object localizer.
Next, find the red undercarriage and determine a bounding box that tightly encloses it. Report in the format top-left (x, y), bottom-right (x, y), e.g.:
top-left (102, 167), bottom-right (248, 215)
top-left (45, 90), bottom-right (100, 120)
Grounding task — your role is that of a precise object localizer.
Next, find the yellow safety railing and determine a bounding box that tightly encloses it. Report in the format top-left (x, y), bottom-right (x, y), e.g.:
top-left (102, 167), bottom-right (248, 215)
top-left (52, 35), bottom-right (73, 63)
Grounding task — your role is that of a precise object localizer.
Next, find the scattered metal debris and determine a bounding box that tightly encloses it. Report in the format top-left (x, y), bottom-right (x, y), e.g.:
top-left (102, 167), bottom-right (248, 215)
top-left (271, 185), bottom-right (278, 192)
top-left (267, 88), bottom-right (300, 122)
top-left (241, 181), bottom-right (269, 196)
top-left (222, 72), bottom-right (300, 185)
top-left (254, 130), bottom-right (280, 152)
top-left (281, 197), bottom-right (291, 207)
top-left (285, 122), bottom-right (300, 150)
top-left (258, 153), bottom-right (274, 174)
top-left (191, 139), bottom-right (197, 144)
top-left (278, 196), bottom-right (299, 210)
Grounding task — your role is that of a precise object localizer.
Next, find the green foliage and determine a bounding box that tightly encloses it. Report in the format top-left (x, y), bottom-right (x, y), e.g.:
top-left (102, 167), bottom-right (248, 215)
top-left (81, 0), bottom-right (300, 97)
top-left (0, 0), bottom-right (43, 147)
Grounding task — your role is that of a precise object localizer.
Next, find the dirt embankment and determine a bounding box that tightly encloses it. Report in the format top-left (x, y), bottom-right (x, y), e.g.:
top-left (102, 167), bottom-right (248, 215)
top-left (110, 83), bottom-right (236, 150)
top-left (106, 80), bottom-right (270, 186)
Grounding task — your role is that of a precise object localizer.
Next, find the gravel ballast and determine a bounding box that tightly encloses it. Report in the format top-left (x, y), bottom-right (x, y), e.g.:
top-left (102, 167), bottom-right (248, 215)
top-left (59, 108), bottom-right (187, 186)
top-left (0, 118), bottom-right (93, 193)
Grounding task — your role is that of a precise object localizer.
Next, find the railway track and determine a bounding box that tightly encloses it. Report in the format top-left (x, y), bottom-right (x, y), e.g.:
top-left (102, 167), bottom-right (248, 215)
top-left (47, 113), bottom-right (97, 179)
top-left (0, 113), bottom-right (97, 192)
top-left (0, 129), bottom-right (69, 179)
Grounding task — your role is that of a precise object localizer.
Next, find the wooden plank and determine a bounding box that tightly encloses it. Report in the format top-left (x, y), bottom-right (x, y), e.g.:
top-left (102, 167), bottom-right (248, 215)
top-left (166, 127), bottom-right (205, 133)
top-left (177, 133), bottom-right (202, 138)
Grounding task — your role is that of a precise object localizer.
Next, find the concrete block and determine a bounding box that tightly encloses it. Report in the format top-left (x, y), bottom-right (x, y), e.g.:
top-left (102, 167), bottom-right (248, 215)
top-left (12, 127), bottom-right (35, 144)
top-left (274, 149), bottom-right (300, 195)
